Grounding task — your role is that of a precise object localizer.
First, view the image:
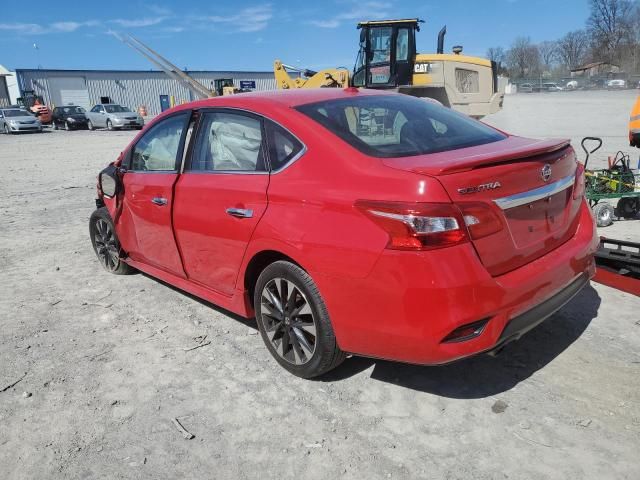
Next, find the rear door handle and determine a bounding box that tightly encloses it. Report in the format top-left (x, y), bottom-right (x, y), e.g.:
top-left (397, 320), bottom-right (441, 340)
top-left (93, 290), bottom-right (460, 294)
top-left (151, 197), bottom-right (168, 206)
top-left (226, 207), bottom-right (253, 218)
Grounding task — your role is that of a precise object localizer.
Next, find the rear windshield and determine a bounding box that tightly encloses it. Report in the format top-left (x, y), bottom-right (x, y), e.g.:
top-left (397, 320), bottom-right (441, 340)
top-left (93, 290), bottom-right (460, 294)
top-left (295, 95), bottom-right (506, 157)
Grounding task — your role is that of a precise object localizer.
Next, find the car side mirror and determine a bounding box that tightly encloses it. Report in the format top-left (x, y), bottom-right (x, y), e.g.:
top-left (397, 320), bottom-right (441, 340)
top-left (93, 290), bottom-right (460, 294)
top-left (99, 164), bottom-right (123, 198)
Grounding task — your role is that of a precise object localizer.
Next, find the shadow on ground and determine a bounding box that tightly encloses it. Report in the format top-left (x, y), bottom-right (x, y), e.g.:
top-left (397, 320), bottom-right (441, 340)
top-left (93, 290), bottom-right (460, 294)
top-left (140, 270), bottom-right (600, 398)
top-left (323, 285), bottom-right (601, 398)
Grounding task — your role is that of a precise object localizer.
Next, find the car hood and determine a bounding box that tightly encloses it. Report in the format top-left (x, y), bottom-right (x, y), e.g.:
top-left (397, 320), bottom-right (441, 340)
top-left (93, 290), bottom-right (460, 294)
top-left (67, 114), bottom-right (88, 120)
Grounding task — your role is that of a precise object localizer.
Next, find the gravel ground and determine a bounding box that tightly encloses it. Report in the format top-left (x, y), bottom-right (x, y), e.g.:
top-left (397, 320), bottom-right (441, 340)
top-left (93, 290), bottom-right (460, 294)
top-left (1, 91), bottom-right (639, 479)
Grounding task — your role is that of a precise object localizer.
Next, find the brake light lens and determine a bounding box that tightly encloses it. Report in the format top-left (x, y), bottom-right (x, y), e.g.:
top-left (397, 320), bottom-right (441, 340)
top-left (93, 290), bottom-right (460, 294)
top-left (457, 202), bottom-right (504, 240)
top-left (355, 201), bottom-right (468, 250)
top-left (573, 162), bottom-right (586, 200)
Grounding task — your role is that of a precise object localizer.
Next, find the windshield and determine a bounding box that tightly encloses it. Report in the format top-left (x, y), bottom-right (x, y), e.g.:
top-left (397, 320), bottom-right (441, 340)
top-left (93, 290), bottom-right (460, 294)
top-left (61, 106), bottom-right (85, 114)
top-left (104, 105), bottom-right (131, 113)
top-left (296, 95), bottom-right (506, 158)
top-left (2, 109), bottom-right (29, 118)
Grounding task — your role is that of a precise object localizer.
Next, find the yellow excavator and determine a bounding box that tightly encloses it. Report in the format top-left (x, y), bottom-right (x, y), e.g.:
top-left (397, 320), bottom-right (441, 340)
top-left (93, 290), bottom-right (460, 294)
top-left (274, 19), bottom-right (504, 118)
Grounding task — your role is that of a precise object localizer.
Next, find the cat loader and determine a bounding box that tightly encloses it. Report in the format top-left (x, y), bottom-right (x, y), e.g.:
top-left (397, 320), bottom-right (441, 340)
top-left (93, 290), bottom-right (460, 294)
top-left (274, 19), bottom-right (505, 118)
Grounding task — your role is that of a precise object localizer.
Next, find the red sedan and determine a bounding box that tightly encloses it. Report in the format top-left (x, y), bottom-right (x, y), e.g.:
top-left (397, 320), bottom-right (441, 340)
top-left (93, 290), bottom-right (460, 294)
top-left (90, 88), bottom-right (598, 378)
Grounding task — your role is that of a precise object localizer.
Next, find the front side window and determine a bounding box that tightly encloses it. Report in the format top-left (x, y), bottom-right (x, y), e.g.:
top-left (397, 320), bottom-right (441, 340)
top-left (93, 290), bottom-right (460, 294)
top-left (91, 105), bottom-right (102, 113)
top-left (296, 94), bottom-right (506, 158)
top-left (130, 113), bottom-right (188, 171)
top-left (190, 112), bottom-right (265, 172)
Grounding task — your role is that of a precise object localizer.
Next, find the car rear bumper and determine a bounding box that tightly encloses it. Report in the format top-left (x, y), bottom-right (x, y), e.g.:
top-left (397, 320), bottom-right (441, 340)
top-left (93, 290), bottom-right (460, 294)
top-left (314, 199), bottom-right (598, 365)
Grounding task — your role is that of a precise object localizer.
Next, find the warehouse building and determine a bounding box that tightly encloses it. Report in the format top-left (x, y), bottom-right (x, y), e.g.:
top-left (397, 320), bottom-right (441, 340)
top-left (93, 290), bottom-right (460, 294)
top-left (0, 65), bottom-right (12, 107)
top-left (14, 69), bottom-right (278, 115)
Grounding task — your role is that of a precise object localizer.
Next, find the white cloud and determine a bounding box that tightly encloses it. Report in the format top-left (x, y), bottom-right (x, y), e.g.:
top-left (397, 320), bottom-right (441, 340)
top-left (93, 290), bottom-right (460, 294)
top-left (111, 17), bottom-right (166, 28)
top-left (309, 1), bottom-right (393, 28)
top-left (0, 20), bottom-right (99, 35)
top-left (203, 4), bottom-right (273, 32)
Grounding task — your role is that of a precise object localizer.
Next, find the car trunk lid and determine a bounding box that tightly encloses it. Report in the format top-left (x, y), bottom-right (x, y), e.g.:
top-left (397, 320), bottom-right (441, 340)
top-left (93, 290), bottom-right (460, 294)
top-left (382, 136), bottom-right (583, 276)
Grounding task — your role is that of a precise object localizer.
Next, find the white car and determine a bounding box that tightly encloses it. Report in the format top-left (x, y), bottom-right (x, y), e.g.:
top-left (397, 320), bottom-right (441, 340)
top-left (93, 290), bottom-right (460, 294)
top-left (86, 104), bottom-right (144, 131)
top-left (0, 108), bottom-right (43, 134)
top-left (606, 79), bottom-right (626, 90)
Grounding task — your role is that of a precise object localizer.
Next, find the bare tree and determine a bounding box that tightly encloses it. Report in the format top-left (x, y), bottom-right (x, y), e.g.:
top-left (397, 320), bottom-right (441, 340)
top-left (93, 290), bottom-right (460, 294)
top-left (486, 46), bottom-right (506, 65)
top-left (556, 30), bottom-right (589, 70)
top-left (506, 37), bottom-right (541, 78)
top-left (538, 41), bottom-right (558, 71)
top-left (587, 0), bottom-right (634, 62)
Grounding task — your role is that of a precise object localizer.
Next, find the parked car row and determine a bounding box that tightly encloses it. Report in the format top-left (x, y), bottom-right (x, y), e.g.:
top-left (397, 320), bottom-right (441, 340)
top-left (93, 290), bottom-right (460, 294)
top-left (2, 103), bottom-right (144, 134)
top-left (518, 79), bottom-right (639, 93)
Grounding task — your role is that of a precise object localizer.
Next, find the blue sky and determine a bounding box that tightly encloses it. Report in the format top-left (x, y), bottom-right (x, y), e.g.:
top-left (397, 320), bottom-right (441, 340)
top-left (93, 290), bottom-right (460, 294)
top-left (0, 0), bottom-right (591, 72)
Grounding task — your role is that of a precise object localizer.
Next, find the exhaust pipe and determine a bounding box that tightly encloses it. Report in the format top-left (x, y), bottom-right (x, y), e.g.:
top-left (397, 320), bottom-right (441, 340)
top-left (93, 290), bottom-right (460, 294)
top-left (437, 26), bottom-right (446, 54)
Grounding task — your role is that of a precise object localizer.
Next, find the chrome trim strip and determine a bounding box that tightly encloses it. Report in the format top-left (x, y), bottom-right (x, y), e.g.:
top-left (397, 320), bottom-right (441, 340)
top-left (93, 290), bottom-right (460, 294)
top-left (493, 174), bottom-right (574, 210)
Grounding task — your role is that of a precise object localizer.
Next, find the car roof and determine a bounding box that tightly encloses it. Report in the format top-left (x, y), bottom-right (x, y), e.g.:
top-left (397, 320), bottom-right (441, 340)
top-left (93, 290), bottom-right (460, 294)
top-left (180, 87), bottom-right (396, 111)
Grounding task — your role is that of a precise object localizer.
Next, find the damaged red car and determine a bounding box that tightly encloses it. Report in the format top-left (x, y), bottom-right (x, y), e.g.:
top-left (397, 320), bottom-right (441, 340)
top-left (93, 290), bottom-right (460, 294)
top-left (90, 88), bottom-right (598, 378)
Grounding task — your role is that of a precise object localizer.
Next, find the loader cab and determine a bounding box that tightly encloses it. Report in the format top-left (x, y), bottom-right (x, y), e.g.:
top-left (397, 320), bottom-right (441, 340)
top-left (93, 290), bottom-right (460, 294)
top-left (352, 19), bottom-right (419, 89)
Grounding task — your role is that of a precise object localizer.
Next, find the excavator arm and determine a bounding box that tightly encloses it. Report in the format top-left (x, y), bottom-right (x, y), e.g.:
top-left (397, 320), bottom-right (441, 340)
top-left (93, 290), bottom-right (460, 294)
top-left (274, 60), bottom-right (349, 89)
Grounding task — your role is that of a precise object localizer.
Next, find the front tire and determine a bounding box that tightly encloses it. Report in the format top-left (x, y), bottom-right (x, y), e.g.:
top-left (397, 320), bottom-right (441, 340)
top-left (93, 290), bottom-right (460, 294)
top-left (87, 120), bottom-right (94, 131)
top-left (65, 121), bottom-right (71, 131)
top-left (106, 119), bottom-right (114, 131)
top-left (89, 207), bottom-right (134, 275)
top-left (53, 121), bottom-right (58, 131)
top-left (254, 261), bottom-right (345, 378)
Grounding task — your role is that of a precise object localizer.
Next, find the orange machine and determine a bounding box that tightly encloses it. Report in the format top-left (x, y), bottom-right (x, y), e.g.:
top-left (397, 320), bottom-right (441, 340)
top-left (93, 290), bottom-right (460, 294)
top-left (630, 94), bottom-right (640, 148)
top-left (18, 91), bottom-right (52, 124)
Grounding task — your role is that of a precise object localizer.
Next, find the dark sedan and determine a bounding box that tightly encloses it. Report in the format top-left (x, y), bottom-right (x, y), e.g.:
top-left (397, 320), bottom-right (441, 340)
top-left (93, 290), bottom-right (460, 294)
top-left (52, 106), bottom-right (89, 131)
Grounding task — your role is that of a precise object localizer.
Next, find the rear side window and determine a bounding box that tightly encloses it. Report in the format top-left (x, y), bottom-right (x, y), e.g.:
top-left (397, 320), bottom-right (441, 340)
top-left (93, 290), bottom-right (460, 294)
top-left (190, 112), bottom-right (266, 172)
top-left (296, 94), bottom-right (506, 158)
top-left (266, 121), bottom-right (304, 171)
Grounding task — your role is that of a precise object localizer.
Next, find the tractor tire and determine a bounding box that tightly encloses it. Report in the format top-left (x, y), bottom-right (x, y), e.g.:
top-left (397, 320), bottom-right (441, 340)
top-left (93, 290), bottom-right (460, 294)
top-left (615, 197), bottom-right (640, 219)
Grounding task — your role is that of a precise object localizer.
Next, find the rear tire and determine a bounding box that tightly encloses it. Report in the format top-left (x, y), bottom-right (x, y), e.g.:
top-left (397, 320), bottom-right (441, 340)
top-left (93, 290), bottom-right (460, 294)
top-left (89, 207), bottom-right (134, 275)
top-left (593, 202), bottom-right (615, 227)
top-left (254, 261), bottom-right (345, 378)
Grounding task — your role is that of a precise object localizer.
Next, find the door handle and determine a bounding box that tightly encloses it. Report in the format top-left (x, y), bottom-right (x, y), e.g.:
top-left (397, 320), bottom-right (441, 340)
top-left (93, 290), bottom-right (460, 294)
top-left (226, 207), bottom-right (253, 218)
top-left (151, 197), bottom-right (168, 206)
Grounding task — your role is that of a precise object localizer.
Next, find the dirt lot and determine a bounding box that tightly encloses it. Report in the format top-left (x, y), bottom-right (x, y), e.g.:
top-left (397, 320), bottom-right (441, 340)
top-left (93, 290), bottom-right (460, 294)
top-left (1, 91), bottom-right (639, 479)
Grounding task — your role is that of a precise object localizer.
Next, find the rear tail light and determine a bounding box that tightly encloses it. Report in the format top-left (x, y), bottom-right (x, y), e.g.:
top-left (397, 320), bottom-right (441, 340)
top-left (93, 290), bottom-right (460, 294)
top-left (355, 201), bottom-right (468, 250)
top-left (573, 162), bottom-right (586, 200)
top-left (457, 203), bottom-right (504, 240)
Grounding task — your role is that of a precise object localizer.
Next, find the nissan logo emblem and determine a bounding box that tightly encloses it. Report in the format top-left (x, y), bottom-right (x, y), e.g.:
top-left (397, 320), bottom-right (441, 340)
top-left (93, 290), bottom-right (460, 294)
top-left (541, 164), bottom-right (552, 182)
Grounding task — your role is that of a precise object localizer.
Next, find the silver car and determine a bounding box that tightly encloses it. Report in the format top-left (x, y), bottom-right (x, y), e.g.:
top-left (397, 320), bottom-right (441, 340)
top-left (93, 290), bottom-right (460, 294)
top-left (86, 104), bottom-right (144, 131)
top-left (0, 108), bottom-right (43, 134)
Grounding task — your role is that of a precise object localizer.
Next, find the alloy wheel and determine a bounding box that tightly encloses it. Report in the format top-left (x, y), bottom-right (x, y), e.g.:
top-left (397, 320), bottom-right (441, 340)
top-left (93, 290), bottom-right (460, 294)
top-left (260, 278), bottom-right (317, 365)
top-left (93, 218), bottom-right (120, 271)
